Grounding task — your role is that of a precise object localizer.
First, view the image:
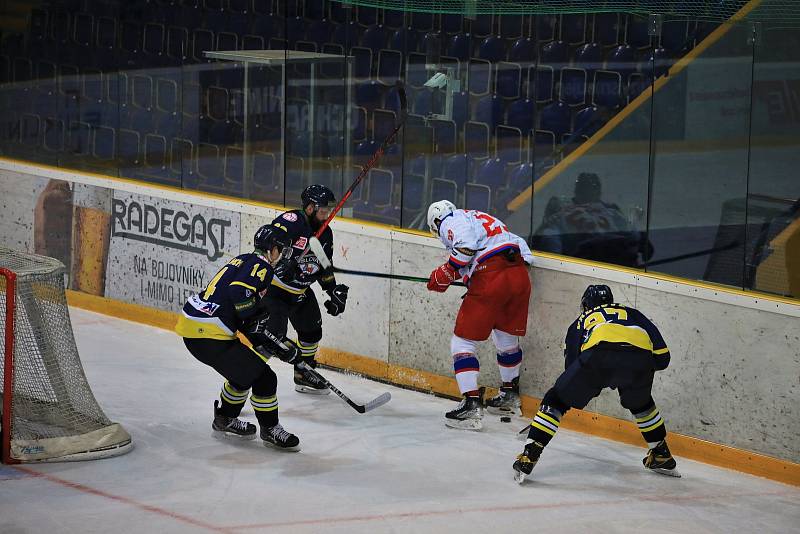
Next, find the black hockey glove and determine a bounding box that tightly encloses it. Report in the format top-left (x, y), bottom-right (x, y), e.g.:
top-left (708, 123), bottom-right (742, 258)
top-left (324, 284), bottom-right (349, 316)
top-left (246, 317), bottom-right (300, 364)
top-left (269, 338), bottom-right (301, 365)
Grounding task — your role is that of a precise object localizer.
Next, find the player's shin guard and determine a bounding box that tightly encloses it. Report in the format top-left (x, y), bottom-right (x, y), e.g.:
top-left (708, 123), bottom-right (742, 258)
top-left (250, 394), bottom-right (279, 429)
top-left (452, 352), bottom-right (480, 394)
top-left (496, 347), bottom-right (523, 383)
top-left (632, 399), bottom-right (667, 446)
top-left (527, 404), bottom-right (563, 447)
top-left (218, 381), bottom-right (249, 417)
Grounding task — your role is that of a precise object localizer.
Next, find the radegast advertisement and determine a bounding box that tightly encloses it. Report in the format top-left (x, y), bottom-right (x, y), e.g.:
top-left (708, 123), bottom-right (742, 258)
top-left (106, 191), bottom-right (241, 311)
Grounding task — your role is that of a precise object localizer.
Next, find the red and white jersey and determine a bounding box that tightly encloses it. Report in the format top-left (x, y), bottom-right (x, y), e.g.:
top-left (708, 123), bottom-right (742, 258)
top-left (437, 210), bottom-right (534, 278)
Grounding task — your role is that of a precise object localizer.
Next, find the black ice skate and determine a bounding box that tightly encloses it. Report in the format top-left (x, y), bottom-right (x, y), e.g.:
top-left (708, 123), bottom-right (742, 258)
top-left (486, 377), bottom-right (521, 416)
top-left (444, 390), bottom-right (484, 431)
top-left (294, 365), bottom-right (331, 395)
top-left (212, 401), bottom-right (257, 440)
top-left (513, 440), bottom-right (544, 484)
top-left (261, 423), bottom-right (301, 452)
top-left (643, 440), bottom-right (681, 477)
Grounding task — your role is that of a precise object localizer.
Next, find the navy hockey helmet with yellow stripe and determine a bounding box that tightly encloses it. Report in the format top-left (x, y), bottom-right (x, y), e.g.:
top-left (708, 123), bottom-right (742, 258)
top-left (254, 223), bottom-right (293, 261)
top-left (581, 284), bottom-right (613, 311)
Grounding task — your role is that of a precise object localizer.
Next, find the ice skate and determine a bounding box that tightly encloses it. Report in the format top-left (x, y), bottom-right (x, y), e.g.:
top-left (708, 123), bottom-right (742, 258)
top-left (212, 401), bottom-right (257, 440)
top-left (485, 377), bottom-right (521, 416)
top-left (261, 423), bottom-right (301, 452)
top-left (294, 366), bottom-right (331, 395)
top-left (445, 390), bottom-right (484, 431)
top-left (513, 440), bottom-right (544, 484)
top-left (643, 440), bottom-right (681, 477)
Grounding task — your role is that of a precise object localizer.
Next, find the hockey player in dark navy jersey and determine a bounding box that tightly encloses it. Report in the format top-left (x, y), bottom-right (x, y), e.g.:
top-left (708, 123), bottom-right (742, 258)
top-left (513, 284), bottom-right (680, 482)
top-left (263, 184), bottom-right (349, 395)
top-left (176, 223), bottom-right (304, 451)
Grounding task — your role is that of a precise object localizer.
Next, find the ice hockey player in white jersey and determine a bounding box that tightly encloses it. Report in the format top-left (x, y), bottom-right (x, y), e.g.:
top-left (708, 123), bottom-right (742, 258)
top-left (426, 200), bottom-right (534, 430)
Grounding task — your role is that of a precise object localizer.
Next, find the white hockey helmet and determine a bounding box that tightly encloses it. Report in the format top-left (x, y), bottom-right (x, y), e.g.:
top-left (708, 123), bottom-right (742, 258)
top-left (427, 200), bottom-right (456, 236)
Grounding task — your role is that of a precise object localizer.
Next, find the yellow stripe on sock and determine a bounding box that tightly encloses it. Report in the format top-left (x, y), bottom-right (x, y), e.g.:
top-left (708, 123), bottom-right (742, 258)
top-left (640, 419), bottom-right (665, 433)
top-left (531, 421), bottom-right (557, 436)
top-left (537, 411), bottom-right (560, 427)
top-left (636, 408), bottom-right (659, 423)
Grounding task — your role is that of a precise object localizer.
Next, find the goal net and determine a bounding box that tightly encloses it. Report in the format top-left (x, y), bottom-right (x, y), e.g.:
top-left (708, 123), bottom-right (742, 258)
top-left (1, 246), bottom-right (132, 463)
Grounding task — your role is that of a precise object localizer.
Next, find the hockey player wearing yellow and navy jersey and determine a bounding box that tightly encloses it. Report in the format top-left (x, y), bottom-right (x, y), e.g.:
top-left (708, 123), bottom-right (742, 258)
top-left (176, 223), bottom-right (304, 451)
top-left (513, 285), bottom-right (680, 482)
top-left (261, 184), bottom-right (349, 395)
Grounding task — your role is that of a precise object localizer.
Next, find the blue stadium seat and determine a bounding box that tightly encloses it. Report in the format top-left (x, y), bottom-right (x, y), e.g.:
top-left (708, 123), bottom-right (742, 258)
top-left (252, 16), bottom-right (279, 41)
top-left (446, 33), bottom-right (470, 62)
top-left (574, 42), bottom-right (602, 74)
top-left (452, 90), bottom-right (469, 128)
top-left (465, 183), bottom-right (492, 212)
top-left (559, 67), bottom-right (587, 107)
top-left (406, 52), bottom-right (429, 88)
top-left (473, 94), bottom-right (503, 130)
top-left (574, 104), bottom-right (602, 137)
top-left (661, 20), bottom-right (690, 53)
top-left (496, 125), bottom-right (523, 163)
top-left (206, 85), bottom-right (228, 121)
top-left (432, 177), bottom-right (459, 205)
top-left (478, 36), bottom-right (506, 62)
top-left (626, 15), bottom-right (651, 49)
top-left (496, 61), bottom-right (522, 99)
top-left (507, 98), bottom-right (535, 133)
top-left (530, 64), bottom-right (554, 103)
top-left (442, 14), bottom-right (463, 35)
top-left (285, 16), bottom-right (306, 47)
top-left (474, 157), bottom-right (507, 191)
top-left (593, 13), bottom-right (620, 47)
top-left (51, 10), bottom-right (71, 45)
top-left (593, 70), bottom-right (623, 109)
top-left (366, 168), bottom-right (394, 208)
top-left (391, 27), bottom-right (419, 53)
top-left (413, 88), bottom-right (433, 116)
top-left (354, 139), bottom-right (379, 166)
top-left (532, 129), bottom-right (556, 166)
top-left (351, 105), bottom-right (367, 141)
top-left (73, 13), bottom-right (94, 47)
top-left (166, 26), bottom-right (188, 62)
top-left (539, 101), bottom-right (570, 137)
top-left (506, 162), bottom-right (533, 193)
top-left (92, 125), bottom-right (115, 161)
top-left (469, 58), bottom-right (493, 96)
top-left (535, 14), bottom-right (557, 42)
top-left (464, 120), bottom-right (490, 158)
top-left (356, 80), bottom-right (381, 112)
top-left (401, 172), bottom-right (427, 225)
top-left (383, 83), bottom-right (404, 114)
top-left (332, 21), bottom-right (359, 49)
top-left (374, 108), bottom-right (397, 140)
top-left (606, 44), bottom-right (636, 80)
top-left (216, 31), bottom-right (238, 51)
top-left (362, 24), bottom-right (389, 54)
top-left (443, 153), bottom-right (469, 183)
top-left (251, 150), bottom-right (277, 194)
top-left (169, 137), bottom-right (195, 182)
top-left (68, 120), bottom-right (91, 155)
top-left (224, 146), bottom-right (244, 191)
top-left (411, 11), bottom-right (435, 33)
top-left (472, 14), bottom-right (493, 38)
top-left (641, 47), bottom-right (671, 79)
top-left (351, 46), bottom-right (373, 79)
top-left (117, 128), bottom-right (141, 169)
top-left (285, 156), bottom-right (307, 197)
top-left (499, 14), bottom-right (525, 40)
top-left (509, 37), bottom-right (535, 64)
top-left (329, 1), bottom-right (350, 23)
top-left (242, 34), bottom-right (265, 50)
top-left (144, 134), bottom-right (169, 181)
top-left (431, 119), bottom-right (456, 154)
top-left (192, 29), bottom-right (214, 62)
top-left (560, 14), bottom-right (586, 45)
top-left (540, 40), bottom-right (568, 65)
top-left (121, 20), bottom-right (143, 55)
top-left (627, 72), bottom-right (652, 102)
top-left (307, 19), bottom-right (334, 47)
top-left (43, 117), bottom-right (65, 152)
top-left (377, 49), bottom-right (403, 84)
top-left (29, 8), bottom-right (48, 43)
top-left (197, 142), bottom-right (224, 189)
top-left (143, 23), bottom-right (166, 62)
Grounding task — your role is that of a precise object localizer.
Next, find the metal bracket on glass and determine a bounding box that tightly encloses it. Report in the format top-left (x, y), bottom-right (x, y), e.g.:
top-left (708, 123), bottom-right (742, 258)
top-left (648, 14), bottom-right (664, 38)
top-left (748, 22), bottom-right (761, 46)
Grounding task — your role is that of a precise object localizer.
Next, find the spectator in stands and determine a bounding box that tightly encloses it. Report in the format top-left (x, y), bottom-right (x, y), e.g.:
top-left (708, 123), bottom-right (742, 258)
top-left (532, 172), bottom-right (652, 267)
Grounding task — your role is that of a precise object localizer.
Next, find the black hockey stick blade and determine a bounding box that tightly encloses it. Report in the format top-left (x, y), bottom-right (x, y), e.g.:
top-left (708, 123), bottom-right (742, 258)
top-left (297, 361), bottom-right (391, 414)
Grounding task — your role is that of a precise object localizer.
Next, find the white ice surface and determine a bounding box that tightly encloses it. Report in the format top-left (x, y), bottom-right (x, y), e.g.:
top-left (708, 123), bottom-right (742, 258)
top-left (1, 308), bottom-right (798, 533)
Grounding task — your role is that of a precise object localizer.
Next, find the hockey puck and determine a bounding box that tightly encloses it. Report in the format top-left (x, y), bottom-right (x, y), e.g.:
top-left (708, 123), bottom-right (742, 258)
top-left (500, 416), bottom-right (512, 423)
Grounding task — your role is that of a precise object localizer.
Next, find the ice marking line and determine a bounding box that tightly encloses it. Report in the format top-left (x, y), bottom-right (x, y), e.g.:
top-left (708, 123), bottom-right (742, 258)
top-left (12, 466), bottom-right (231, 533)
top-left (225, 489), bottom-right (797, 530)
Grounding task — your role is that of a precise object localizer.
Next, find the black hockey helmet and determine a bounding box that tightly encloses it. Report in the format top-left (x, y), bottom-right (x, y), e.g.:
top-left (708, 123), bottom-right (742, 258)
top-left (581, 284), bottom-right (613, 311)
top-left (254, 223), bottom-right (293, 260)
top-left (301, 184), bottom-right (336, 210)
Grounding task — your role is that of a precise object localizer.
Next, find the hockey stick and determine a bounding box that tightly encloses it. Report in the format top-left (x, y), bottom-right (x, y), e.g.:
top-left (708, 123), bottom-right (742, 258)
top-left (298, 81), bottom-right (408, 263)
top-left (333, 267), bottom-right (467, 288)
top-left (254, 328), bottom-right (391, 414)
top-left (296, 361), bottom-right (391, 414)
